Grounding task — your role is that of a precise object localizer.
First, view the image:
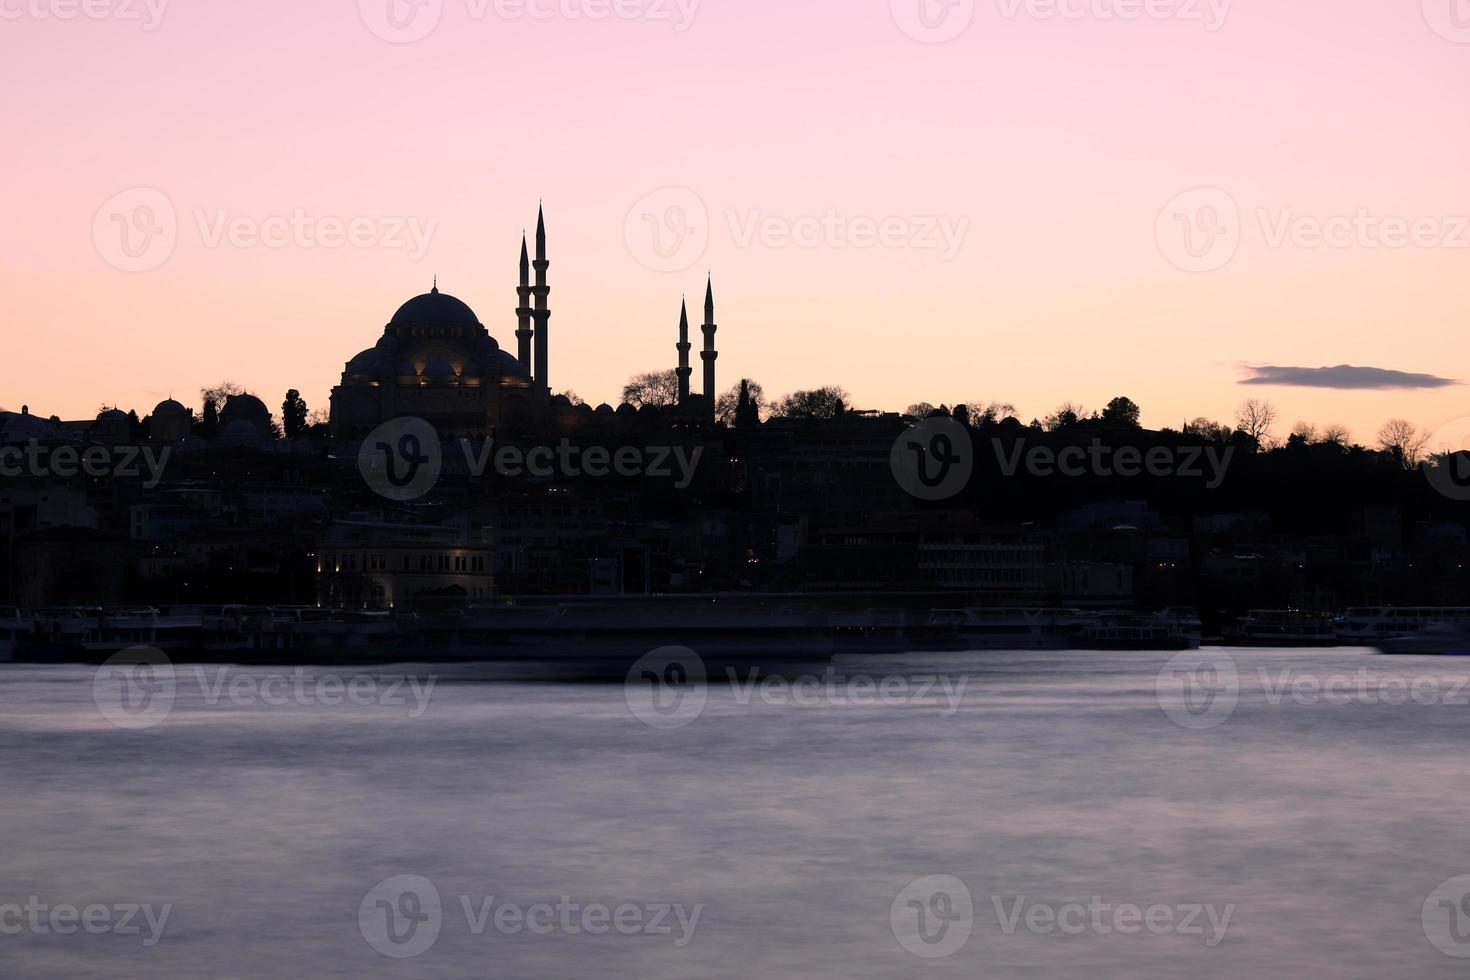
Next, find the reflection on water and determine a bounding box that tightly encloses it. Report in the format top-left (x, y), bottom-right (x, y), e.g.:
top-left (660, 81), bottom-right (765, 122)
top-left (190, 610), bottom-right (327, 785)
top-left (3, 648), bottom-right (1470, 978)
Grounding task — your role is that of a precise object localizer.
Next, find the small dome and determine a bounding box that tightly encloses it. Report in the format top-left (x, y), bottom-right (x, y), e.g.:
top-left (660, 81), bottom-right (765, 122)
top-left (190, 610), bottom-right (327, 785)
top-left (616, 404), bottom-right (636, 416)
top-left (423, 360), bottom-right (458, 382)
top-left (220, 419), bottom-right (260, 446)
top-left (346, 349), bottom-right (379, 376)
top-left (222, 393), bottom-right (267, 416)
top-left (98, 409), bottom-right (128, 422)
top-left (551, 394), bottom-right (572, 407)
top-left (595, 403), bottom-right (614, 415)
top-left (153, 399), bottom-right (187, 415)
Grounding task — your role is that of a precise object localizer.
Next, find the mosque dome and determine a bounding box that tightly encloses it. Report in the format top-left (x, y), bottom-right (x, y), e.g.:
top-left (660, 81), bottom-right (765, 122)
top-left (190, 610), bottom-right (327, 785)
top-left (153, 398), bottom-right (187, 416)
top-left (423, 360), bottom-right (458, 382)
top-left (346, 349), bottom-right (379, 376)
top-left (389, 287), bottom-right (482, 330)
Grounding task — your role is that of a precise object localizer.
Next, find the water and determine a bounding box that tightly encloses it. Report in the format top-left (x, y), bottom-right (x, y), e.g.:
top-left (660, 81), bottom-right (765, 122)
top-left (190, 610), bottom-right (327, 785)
top-left (3, 647), bottom-right (1470, 978)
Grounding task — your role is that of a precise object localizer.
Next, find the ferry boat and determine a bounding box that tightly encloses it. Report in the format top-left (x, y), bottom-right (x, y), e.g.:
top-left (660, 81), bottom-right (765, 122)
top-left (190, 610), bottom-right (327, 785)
top-left (1223, 610), bottom-right (1339, 647)
top-left (1335, 607), bottom-right (1470, 646)
top-left (0, 606), bottom-right (29, 662)
top-left (908, 608), bottom-right (1093, 651)
top-left (1073, 613), bottom-right (1198, 651)
top-left (1375, 623), bottom-right (1470, 656)
top-left (21, 607), bottom-right (203, 661)
top-left (405, 599), bottom-right (906, 663)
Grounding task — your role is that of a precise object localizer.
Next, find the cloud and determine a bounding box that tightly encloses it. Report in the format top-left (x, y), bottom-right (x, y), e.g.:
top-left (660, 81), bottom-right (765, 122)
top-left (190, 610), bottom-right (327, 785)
top-left (1238, 364), bottom-right (1460, 390)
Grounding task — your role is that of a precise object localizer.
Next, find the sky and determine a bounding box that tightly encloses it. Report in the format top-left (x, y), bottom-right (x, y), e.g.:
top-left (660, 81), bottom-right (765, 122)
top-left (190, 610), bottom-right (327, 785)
top-left (2, 0), bottom-right (1468, 446)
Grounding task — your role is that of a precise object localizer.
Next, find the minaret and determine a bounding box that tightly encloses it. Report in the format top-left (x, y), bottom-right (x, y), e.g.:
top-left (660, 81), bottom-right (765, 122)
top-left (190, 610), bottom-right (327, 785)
top-left (515, 234), bottom-right (534, 376)
top-left (676, 297), bottom-right (692, 405)
top-left (532, 204), bottom-right (551, 394)
top-left (701, 275), bottom-right (718, 421)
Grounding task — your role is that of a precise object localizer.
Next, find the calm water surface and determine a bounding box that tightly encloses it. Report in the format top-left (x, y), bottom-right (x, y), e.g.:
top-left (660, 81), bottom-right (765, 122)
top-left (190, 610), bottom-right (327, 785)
top-left (3, 647), bottom-right (1469, 978)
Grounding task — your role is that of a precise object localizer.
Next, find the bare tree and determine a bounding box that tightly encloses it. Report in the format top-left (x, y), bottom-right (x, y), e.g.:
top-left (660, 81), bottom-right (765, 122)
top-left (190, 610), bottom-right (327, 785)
top-left (1186, 417), bottom-right (1233, 441)
top-left (772, 386), bottom-right (849, 420)
top-left (1378, 419), bottom-right (1429, 470)
top-left (716, 380), bottom-right (766, 425)
top-left (1236, 399), bottom-right (1277, 448)
top-left (1043, 402), bottom-right (1087, 432)
top-left (1290, 421), bottom-right (1318, 444)
top-left (904, 402), bottom-right (938, 421)
top-left (621, 370), bottom-right (681, 409)
top-left (1321, 423), bottom-right (1351, 447)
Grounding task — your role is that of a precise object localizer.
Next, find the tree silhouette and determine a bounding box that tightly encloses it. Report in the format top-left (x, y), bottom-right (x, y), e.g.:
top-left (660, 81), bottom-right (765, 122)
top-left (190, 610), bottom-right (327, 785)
top-left (281, 390), bottom-right (308, 438)
top-left (772, 386), bottom-right (849, 420)
top-left (622, 370), bottom-right (681, 409)
top-left (1101, 396), bottom-right (1142, 428)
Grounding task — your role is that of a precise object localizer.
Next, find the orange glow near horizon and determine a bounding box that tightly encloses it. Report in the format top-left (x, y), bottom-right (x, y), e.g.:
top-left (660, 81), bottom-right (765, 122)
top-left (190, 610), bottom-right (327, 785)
top-left (2, 0), bottom-right (1468, 447)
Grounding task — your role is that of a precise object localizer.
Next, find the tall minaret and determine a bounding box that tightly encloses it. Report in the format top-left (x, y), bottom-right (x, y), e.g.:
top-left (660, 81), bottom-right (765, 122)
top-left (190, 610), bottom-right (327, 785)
top-left (515, 233), bottom-right (533, 376)
top-left (676, 297), bottom-right (692, 405)
top-left (532, 204), bottom-right (551, 393)
top-left (701, 275), bottom-right (718, 421)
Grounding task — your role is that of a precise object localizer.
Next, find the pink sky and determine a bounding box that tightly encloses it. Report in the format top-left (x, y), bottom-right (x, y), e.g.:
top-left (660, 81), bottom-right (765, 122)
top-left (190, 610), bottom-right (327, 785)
top-left (2, 0), bottom-right (1468, 445)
